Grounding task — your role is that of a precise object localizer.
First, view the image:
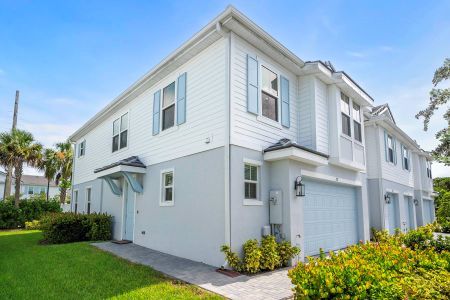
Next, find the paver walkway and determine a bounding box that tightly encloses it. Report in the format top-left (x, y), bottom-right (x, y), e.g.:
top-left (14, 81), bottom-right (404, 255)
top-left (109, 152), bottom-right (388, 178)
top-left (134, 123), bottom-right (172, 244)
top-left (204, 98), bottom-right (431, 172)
top-left (94, 242), bottom-right (293, 300)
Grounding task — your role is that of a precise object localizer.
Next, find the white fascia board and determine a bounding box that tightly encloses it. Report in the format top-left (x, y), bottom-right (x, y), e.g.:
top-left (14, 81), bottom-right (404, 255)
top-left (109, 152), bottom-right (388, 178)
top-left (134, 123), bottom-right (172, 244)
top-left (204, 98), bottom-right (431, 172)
top-left (364, 116), bottom-right (423, 152)
top-left (95, 165), bottom-right (146, 179)
top-left (301, 169), bottom-right (362, 187)
top-left (263, 147), bottom-right (328, 166)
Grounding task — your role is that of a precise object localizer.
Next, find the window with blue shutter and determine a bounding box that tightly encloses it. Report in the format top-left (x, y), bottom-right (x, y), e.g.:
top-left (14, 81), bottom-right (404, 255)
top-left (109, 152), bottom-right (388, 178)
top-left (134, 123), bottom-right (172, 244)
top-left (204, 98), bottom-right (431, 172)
top-left (177, 72), bottom-right (187, 125)
top-left (153, 90), bottom-right (161, 135)
top-left (280, 76), bottom-right (290, 127)
top-left (392, 137), bottom-right (397, 165)
top-left (247, 54), bottom-right (259, 115)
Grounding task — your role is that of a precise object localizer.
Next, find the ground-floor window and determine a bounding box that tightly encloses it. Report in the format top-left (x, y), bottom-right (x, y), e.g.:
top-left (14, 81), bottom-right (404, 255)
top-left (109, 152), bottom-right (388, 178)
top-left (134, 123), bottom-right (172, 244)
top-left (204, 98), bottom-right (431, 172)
top-left (244, 163), bottom-right (259, 200)
top-left (160, 169), bottom-right (174, 206)
top-left (86, 188), bottom-right (91, 214)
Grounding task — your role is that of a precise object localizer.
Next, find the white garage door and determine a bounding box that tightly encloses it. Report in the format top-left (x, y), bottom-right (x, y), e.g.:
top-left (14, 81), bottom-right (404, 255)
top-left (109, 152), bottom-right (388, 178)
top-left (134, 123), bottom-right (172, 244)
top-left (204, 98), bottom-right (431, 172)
top-left (303, 180), bottom-right (359, 256)
top-left (423, 199), bottom-right (434, 225)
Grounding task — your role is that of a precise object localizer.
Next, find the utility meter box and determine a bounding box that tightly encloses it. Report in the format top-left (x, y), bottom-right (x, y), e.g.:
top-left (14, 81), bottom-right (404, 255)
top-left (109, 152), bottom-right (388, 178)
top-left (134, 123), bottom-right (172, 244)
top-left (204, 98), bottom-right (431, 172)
top-left (269, 190), bottom-right (283, 224)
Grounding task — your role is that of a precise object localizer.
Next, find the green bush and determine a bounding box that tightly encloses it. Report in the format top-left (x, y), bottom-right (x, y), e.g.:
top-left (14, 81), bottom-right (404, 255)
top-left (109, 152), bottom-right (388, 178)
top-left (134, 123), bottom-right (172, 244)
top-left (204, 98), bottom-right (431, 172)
top-left (277, 240), bottom-right (300, 267)
top-left (288, 240), bottom-right (450, 299)
top-left (403, 226), bottom-right (434, 250)
top-left (0, 195), bottom-right (61, 229)
top-left (41, 212), bottom-right (112, 244)
top-left (24, 220), bottom-right (41, 230)
top-left (260, 235), bottom-right (280, 271)
top-left (221, 236), bottom-right (300, 274)
top-left (431, 235), bottom-right (450, 253)
top-left (242, 239), bottom-right (261, 274)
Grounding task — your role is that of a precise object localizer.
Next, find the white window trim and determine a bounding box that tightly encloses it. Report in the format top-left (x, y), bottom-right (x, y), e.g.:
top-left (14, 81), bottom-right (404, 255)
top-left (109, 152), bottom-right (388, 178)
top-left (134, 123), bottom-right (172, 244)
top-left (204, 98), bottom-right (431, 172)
top-left (258, 60), bottom-right (283, 125)
top-left (85, 186), bottom-right (92, 213)
top-left (73, 189), bottom-right (79, 213)
top-left (112, 111), bottom-right (130, 153)
top-left (161, 81), bottom-right (177, 132)
top-left (160, 168), bottom-right (175, 207)
top-left (387, 134), bottom-right (395, 164)
top-left (243, 159), bottom-right (262, 206)
top-left (78, 140), bottom-right (86, 158)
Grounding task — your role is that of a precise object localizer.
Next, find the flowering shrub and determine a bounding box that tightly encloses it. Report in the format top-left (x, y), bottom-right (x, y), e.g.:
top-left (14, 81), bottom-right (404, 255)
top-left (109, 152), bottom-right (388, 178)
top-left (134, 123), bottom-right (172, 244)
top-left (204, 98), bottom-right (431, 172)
top-left (24, 220), bottom-right (41, 230)
top-left (288, 241), bottom-right (450, 299)
top-left (260, 235), bottom-right (281, 271)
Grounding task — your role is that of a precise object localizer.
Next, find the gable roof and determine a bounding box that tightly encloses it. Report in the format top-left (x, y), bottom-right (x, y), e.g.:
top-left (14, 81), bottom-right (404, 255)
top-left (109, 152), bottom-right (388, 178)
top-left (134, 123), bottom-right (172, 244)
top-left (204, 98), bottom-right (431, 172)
top-left (19, 175), bottom-right (57, 187)
top-left (371, 103), bottom-right (396, 124)
top-left (69, 5), bottom-right (373, 142)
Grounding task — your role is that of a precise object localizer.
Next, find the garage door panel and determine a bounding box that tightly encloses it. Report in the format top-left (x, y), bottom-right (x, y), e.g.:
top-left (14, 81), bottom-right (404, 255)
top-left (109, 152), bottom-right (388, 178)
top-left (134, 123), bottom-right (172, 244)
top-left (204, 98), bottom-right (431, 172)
top-left (303, 180), bottom-right (359, 256)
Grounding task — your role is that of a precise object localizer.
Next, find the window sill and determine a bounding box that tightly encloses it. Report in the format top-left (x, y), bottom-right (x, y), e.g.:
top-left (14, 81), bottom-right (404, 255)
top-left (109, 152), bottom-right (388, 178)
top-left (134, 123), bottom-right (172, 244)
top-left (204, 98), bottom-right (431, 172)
top-left (243, 199), bottom-right (263, 206)
top-left (256, 116), bottom-right (283, 129)
top-left (159, 201), bottom-right (174, 207)
top-left (158, 125), bottom-right (179, 137)
top-left (340, 134), bottom-right (353, 142)
top-left (112, 145), bottom-right (129, 155)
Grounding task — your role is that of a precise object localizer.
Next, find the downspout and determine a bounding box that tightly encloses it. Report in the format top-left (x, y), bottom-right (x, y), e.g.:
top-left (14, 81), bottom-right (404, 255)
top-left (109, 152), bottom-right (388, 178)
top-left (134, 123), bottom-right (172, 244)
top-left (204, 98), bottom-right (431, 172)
top-left (218, 22), bottom-right (232, 267)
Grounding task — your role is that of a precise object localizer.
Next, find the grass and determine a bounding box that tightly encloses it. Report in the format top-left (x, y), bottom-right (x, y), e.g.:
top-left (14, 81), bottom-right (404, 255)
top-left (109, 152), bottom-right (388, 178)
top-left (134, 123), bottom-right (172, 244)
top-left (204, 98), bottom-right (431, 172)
top-left (0, 230), bottom-right (222, 300)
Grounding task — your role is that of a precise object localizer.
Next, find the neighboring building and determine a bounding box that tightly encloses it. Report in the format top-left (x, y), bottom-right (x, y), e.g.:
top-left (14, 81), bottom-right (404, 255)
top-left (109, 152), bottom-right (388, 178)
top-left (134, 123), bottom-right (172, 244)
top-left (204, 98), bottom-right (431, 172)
top-left (365, 104), bottom-right (435, 234)
top-left (68, 6), bottom-right (432, 267)
top-left (13, 175), bottom-right (59, 200)
top-left (0, 170), bottom-right (5, 200)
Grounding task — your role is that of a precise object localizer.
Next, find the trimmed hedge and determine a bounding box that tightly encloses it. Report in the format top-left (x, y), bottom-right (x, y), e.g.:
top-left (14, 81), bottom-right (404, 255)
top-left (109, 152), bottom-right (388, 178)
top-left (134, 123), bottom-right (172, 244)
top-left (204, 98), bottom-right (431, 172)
top-left (0, 196), bottom-right (61, 229)
top-left (40, 212), bottom-right (112, 243)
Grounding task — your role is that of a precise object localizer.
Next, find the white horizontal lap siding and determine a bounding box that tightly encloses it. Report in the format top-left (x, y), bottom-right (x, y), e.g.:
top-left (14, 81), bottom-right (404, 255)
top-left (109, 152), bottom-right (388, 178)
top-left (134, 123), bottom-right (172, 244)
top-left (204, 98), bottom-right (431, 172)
top-left (364, 126), bottom-right (380, 179)
top-left (230, 35), bottom-right (298, 151)
top-left (378, 129), bottom-right (413, 187)
top-left (73, 39), bottom-right (227, 185)
top-left (298, 76), bottom-right (314, 149)
top-left (315, 78), bottom-right (329, 154)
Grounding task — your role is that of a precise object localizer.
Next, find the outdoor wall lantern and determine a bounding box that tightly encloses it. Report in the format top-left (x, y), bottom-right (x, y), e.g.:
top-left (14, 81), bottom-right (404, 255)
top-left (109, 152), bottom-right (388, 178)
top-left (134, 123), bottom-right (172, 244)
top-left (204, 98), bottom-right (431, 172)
top-left (413, 198), bottom-right (419, 206)
top-left (294, 176), bottom-right (305, 197)
top-left (384, 193), bottom-right (391, 204)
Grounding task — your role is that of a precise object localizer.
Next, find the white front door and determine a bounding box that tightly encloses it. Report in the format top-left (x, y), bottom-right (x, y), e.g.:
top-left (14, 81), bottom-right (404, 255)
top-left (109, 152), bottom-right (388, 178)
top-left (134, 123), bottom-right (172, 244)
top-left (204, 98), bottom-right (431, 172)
top-left (123, 182), bottom-right (135, 241)
top-left (404, 196), bottom-right (415, 231)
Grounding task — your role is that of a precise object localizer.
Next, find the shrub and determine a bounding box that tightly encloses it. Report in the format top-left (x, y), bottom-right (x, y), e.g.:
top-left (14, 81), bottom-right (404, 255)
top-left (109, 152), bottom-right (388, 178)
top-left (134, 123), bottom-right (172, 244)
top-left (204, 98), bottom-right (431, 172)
top-left (403, 226), bottom-right (434, 250)
top-left (288, 241), bottom-right (450, 299)
top-left (431, 235), bottom-right (450, 253)
top-left (41, 212), bottom-right (112, 244)
top-left (220, 245), bottom-right (242, 272)
top-left (0, 195), bottom-right (61, 229)
top-left (277, 240), bottom-right (300, 267)
top-left (242, 239), bottom-right (261, 274)
top-left (260, 235), bottom-right (280, 271)
top-left (371, 227), bottom-right (390, 243)
top-left (25, 220), bottom-right (41, 230)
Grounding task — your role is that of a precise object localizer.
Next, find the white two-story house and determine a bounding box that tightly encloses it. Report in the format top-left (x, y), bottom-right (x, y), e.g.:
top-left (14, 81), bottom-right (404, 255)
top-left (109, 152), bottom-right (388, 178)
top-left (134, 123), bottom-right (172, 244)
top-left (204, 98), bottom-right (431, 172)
top-left (68, 6), bottom-right (408, 267)
top-left (365, 104), bottom-right (435, 234)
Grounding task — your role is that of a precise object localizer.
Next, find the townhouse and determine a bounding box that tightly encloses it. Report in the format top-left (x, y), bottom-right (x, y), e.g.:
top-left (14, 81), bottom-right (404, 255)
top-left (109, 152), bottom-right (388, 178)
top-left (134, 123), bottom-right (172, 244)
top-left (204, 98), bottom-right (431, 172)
top-left (68, 6), bottom-right (434, 267)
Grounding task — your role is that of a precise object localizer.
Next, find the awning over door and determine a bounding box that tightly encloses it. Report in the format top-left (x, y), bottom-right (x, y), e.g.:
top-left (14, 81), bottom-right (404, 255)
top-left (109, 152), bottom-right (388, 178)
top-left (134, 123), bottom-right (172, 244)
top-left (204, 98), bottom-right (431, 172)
top-left (94, 156), bottom-right (146, 195)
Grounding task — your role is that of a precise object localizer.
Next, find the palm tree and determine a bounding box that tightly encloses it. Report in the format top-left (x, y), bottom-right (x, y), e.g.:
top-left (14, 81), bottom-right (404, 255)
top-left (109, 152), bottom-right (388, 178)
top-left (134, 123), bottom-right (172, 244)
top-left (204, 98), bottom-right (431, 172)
top-left (0, 129), bottom-right (42, 207)
top-left (55, 141), bottom-right (73, 204)
top-left (38, 148), bottom-right (58, 201)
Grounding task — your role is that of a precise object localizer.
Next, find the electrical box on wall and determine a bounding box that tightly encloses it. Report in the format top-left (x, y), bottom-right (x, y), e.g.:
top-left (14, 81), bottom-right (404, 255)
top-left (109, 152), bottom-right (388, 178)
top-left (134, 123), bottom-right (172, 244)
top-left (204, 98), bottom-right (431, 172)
top-left (269, 190), bottom-right (282, 225)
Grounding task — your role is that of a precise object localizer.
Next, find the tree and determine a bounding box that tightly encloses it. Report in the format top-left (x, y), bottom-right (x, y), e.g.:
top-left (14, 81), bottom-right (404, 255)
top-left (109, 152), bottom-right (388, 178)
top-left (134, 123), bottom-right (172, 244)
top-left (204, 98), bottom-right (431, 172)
top-left (0, 129), bottom-right (42, 207)
top-left (416, 58), bottom-right (450, 165)
top-left (37, 148), bottom-right (58, 201)
top-left (55, 141), bottom-right (73, 204)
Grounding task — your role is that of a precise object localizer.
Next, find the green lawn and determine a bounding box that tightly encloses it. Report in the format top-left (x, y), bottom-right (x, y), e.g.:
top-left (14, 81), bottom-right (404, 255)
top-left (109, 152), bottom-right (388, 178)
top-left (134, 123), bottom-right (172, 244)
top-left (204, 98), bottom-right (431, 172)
top-left (0, 230), bottom-right (222, 300)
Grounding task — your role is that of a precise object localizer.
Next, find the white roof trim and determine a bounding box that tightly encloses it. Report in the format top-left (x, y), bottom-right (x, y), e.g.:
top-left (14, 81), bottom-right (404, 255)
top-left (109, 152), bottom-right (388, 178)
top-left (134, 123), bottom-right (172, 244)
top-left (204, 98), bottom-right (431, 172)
top-left (95, 165), bottom-right (146, 179)
top-left (263, 147), bottom-right (328, 166)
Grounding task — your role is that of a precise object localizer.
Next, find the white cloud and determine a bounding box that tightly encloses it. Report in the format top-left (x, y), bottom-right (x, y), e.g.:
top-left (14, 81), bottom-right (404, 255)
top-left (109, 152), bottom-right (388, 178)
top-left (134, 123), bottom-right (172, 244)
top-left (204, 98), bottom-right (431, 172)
top-left (346, 46), bottom-right (396, 59)
top-left (346, 51), bottom-right (366, 58)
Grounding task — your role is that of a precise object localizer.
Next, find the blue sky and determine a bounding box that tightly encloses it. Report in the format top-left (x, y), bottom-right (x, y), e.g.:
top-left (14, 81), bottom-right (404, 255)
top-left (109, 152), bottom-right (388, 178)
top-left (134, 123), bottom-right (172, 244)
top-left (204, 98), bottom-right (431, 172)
top-left (0, 0), bottom-right (449, 176)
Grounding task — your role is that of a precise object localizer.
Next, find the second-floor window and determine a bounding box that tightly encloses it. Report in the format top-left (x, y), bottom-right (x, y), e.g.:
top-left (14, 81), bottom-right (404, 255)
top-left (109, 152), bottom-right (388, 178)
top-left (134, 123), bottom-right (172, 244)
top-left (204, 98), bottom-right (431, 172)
top-left (78, 140), bottom-right (86, 157)
top-left (341, 93), bottom-right (351, 137)
top-left (162, 82), bottom-right (176, 131)
top-left (112, 113), bottom-right (128, 152)
top-left (402, 145), bottom-right (410, 171)
top-left (261, 66), bottom-right (279, 122)
top-left (387, 134), bottom-right (394, 163)
top-left (352, 103), bottom-right (362, 142)
top-left (426, 161), bottom-right (432, 178)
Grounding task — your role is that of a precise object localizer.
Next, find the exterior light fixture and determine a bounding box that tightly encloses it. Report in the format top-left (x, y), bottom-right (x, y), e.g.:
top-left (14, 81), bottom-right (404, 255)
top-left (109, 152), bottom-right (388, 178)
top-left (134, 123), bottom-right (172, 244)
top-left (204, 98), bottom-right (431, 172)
top-left (413, 198), bottom-right (419, 206)
top-left (384, 193), bottom-right (391, 204)
top-left (294, 176), bottom-right (305, 197)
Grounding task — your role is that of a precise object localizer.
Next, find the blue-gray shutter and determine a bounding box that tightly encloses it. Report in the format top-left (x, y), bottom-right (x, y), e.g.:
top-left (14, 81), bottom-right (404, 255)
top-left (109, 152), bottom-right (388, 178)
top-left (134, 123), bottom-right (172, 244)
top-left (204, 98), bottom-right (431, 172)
top-left (153, 90), bottom-right (161, 135)
top-left (393, 137), bottom-right (397, 165)
top-left (177, 72), bottom-right (187, 125)
top-left (280, 75), bottom-right (290, 128)
top-left (384, 131), bottom-right (388, 162)
top-left (247, 54), bottom-right (259, 114)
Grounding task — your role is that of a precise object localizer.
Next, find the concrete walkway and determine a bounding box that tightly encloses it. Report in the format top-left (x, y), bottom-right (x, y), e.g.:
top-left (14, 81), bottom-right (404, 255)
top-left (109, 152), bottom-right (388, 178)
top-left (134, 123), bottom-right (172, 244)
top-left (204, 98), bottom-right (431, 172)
top-left (94, 242), bottom-right (293, 300)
